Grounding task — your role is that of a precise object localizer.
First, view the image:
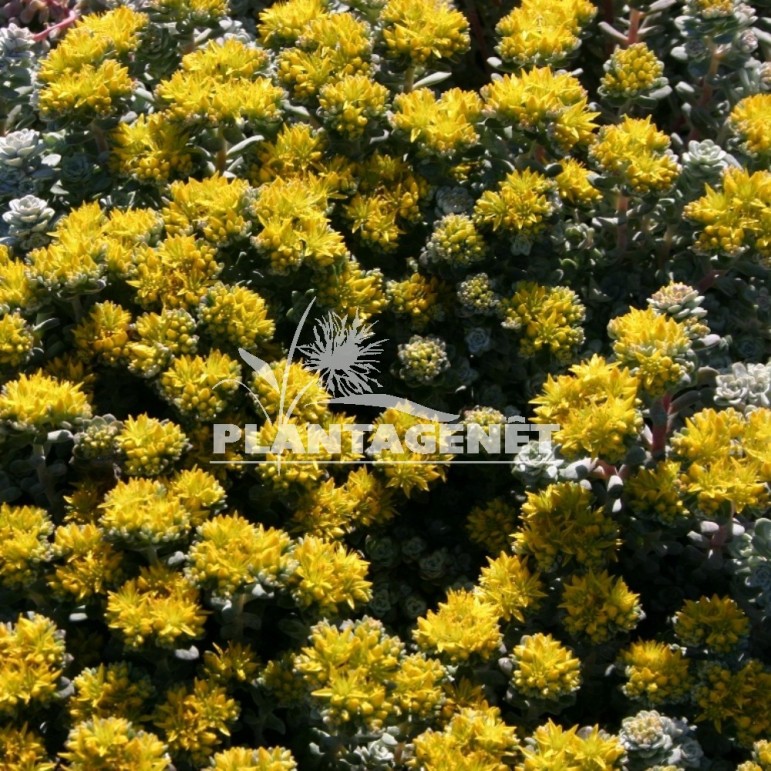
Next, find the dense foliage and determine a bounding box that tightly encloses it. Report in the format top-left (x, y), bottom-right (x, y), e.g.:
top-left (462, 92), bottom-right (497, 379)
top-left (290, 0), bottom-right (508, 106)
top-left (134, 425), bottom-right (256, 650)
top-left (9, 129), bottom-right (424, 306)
top-left (0, 0), bottom-right (770, 767)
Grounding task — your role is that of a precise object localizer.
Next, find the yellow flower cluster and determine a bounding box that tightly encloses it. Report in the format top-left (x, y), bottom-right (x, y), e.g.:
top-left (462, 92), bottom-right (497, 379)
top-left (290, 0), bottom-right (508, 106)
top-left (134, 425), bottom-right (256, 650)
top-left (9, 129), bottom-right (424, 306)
top-left (600, 43), bottom-right (666, 100)
top-left (318, 73), bottom-right (390, 138)
top-left (560, 570), bottom-right (643, 643)
top-left (116, 415), bottom-right (188, 476)
top-left (475, 552), bottom-right (545, 623)
top-left (208, 746), bottom-right (297, 770)
top-left (590, 116), bottom-right (680, 195)
top-left (500, 282), bottom-right (586, 361)
top-left (252, 176), bottom-right (348, 273)
top-left (532, 355), bottom-right (642, 463)
top-left (0, 503), bottom-right (52, 588)
top-left (0, 311), bottom-right (35, 367)
top-left (730, 94), bottom-right (771, 160)
top-left (520, 721), bottom-right (625, 770)
top-left (495, 0), bottom-right (596, 67)
top-left (618, 640), bottom-right (691, 705)
top-left (276, 13), bottom-right (373, 101)
top-left (673, 595), bottom-right (750, 653)
top-left (513, 482), bottom-right (620, 571)
top-left (111, 115), bottom-right (193, 184)
top-left (156, 39), bottom-right (283, 127)
top-left (412, 705), bottom-right (520, 770)
top-left (625, 460), bottom-right (690, 524)
top-left (163, 175), bottom-right (254, 247)
top-left (392, 87), bottom-right (482, 157)
top-left (511, 633), bottom-right (581, 701)
top-left (684, 167), bottom-right (771, 260)
top-left (37, 7), bottom-right (144, 118)
top-left (186, 514), bottom-right (293, 598)
top-left (693, 660), bottom-right (771, 746)
top-left (380, 0), bottom-right (470, 64)
top-left (294, 617), bottom-right (446, 728)
top-left (0, 614), bottom-right (66, 716)
top-left (672, 407), bottom-right (769, 515)
top-left (414, 588), bottom-right (502, 663)
top-left (608, 306), bottom-right (696, 397)
top-left (474, 169), bottom-right (556, 236)
top-left (106, 564), bottom-right (208, 649)
top-left (68, 662), bottom-right (155, 724)
top-left (482, 67), bottom-right (598, 153)
top-left (152, 678), bottom-right (239, 763)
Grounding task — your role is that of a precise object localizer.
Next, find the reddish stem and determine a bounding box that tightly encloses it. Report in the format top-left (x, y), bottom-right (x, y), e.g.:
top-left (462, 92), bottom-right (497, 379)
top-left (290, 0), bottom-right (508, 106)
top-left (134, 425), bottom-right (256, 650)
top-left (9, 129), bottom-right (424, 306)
top-left (626, 8), bottom-right (642, 45)
top-left (32, 9), bottom-right (79, 41)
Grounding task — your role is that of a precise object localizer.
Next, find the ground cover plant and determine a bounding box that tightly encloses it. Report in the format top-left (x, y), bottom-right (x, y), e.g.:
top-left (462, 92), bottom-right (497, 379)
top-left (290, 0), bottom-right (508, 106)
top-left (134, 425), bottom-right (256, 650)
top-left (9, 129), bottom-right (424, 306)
top-left (0, 0), bottom-right (770, 767)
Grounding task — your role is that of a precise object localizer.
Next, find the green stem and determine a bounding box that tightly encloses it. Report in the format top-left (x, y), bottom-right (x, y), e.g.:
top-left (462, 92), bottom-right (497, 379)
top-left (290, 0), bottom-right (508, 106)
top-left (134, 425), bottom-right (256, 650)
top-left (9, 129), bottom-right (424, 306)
top-left (403, 65), bottom-right (416, 94)
top-left (616, 192), bottom-right (629, 255)
top-left (215, 127), bottom-right (228, 175)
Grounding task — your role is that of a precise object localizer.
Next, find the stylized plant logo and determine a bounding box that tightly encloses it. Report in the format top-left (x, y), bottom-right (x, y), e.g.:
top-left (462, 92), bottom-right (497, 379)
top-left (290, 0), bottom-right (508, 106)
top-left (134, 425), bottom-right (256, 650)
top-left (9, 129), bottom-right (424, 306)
top-left (220, 298), bottom-right (459, 436)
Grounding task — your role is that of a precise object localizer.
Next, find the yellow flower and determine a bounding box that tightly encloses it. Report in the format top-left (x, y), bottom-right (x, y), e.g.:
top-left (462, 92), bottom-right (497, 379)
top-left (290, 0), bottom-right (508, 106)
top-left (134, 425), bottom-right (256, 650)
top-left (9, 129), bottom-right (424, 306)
top-left (519, 721), bottom-right (624, 770)
top-left (730, 94), bottom-right (771, 160)
top-left (391, 653), bottom-right (447, 719)
top-left (318, 74), bottom-right (390, 138)
top-left (38, 59), bottom-right (133, 119)
top-left (150, 0), bottom-right (228, 22)
top-left (0, 614), bottom-right (66, 716)
top-left (476, 553), bottom-right (545, 624)
top-left (380, 0), bottom-right (470, 64)
top-left (159, 351), bottom-right (240, 422)
top-left (560, 569), bottom-right (642, 643)
top-left (671, 407), bottom-right (745, 464)
top-left (482, 67), bottom-right (598, 152)
top-left (126, 308), bottom-right (198, 378)
top-left (674, 595), bottom-right (751, 653)
top-left (531, 355), bottom-right (642, 463)
top-left (500, 282), bottom-right (585, 361)
top-left (370, 407), bottom-right (452, 496)
top-left (495, 0), bottom-right (596, 67)
top-left (258, 0), bottom-right (328, 47)
top-left (0, 372), bottom-right (92, 432)
top-left (412, 705), bottom-right (520, 770)
top-left (186, 514), bottom-right (292, 598)
top-left (684, 166), bottom-right (771, 260)
top-left (513, 482), bottom-right (620, 571)
top-left (591, 116), bottom-right (680, 195)
top-left (153, 678), bottom-right (238, 764)
top-left (116, 415), bottom-right (188, 477)
top-left (37, 7), bottom-right (146, 82)
top-left (600, 43), bottom-right (667, 100)
top-left (316, 258), bottom-right (386, 320)
top-left (414, 588), bottom-right (502, 663)
top-left (0, 311), bottom-right (35, 367)
top-left (474, 169), bottom-right (556, 236)
top-left (556, 158), bottom-right (602, 206)
top-left (208, 746), bottom-right (298, 771)
top-left (0, 723), bottom-right (54, 771)
top-left (99, 477), bottom-right (193, 547)
top-left (608, 307), bottom-right (696, 396)
top-left (251, 175), bottom-right (348, 273)
top-left (202, 642), bottom-right (261, 686)
top-left (618, 640), bottom-right (691, 704)
top-left (130, 236), bottom-right (222, 310)
top-left (60, 716), bottom-right (169, 771)
top-left (49, 523), bottom-right (124, 601)
top-left (26, 202), bottom-right (107, 297)
top-left (250, 359), bottom-right (330, 424)
top-left (111, 113), bottom-right (193, 183)
top-left (180, 37), bottom-right (269, 79)
top-left (68, 662), bottom-right (155, 724)
top-left (106, 564), bottom-right (207, 649)
top-left (289, 536), bottom-right (372, 614)
top-left (72, 301), bottom-right (132, 366)
top-left (0, 503), bottom-right (52, 588)
top-left (163, 175), bottom-right (253, 246)
top-left (0, 248), bottom-right (39, 313)
top-left (392, 87), bottom-right (482, 157)
top-left (625, 460), bottom-right (690, 524)
top-left (511, 633), bottom-right (581, 701)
